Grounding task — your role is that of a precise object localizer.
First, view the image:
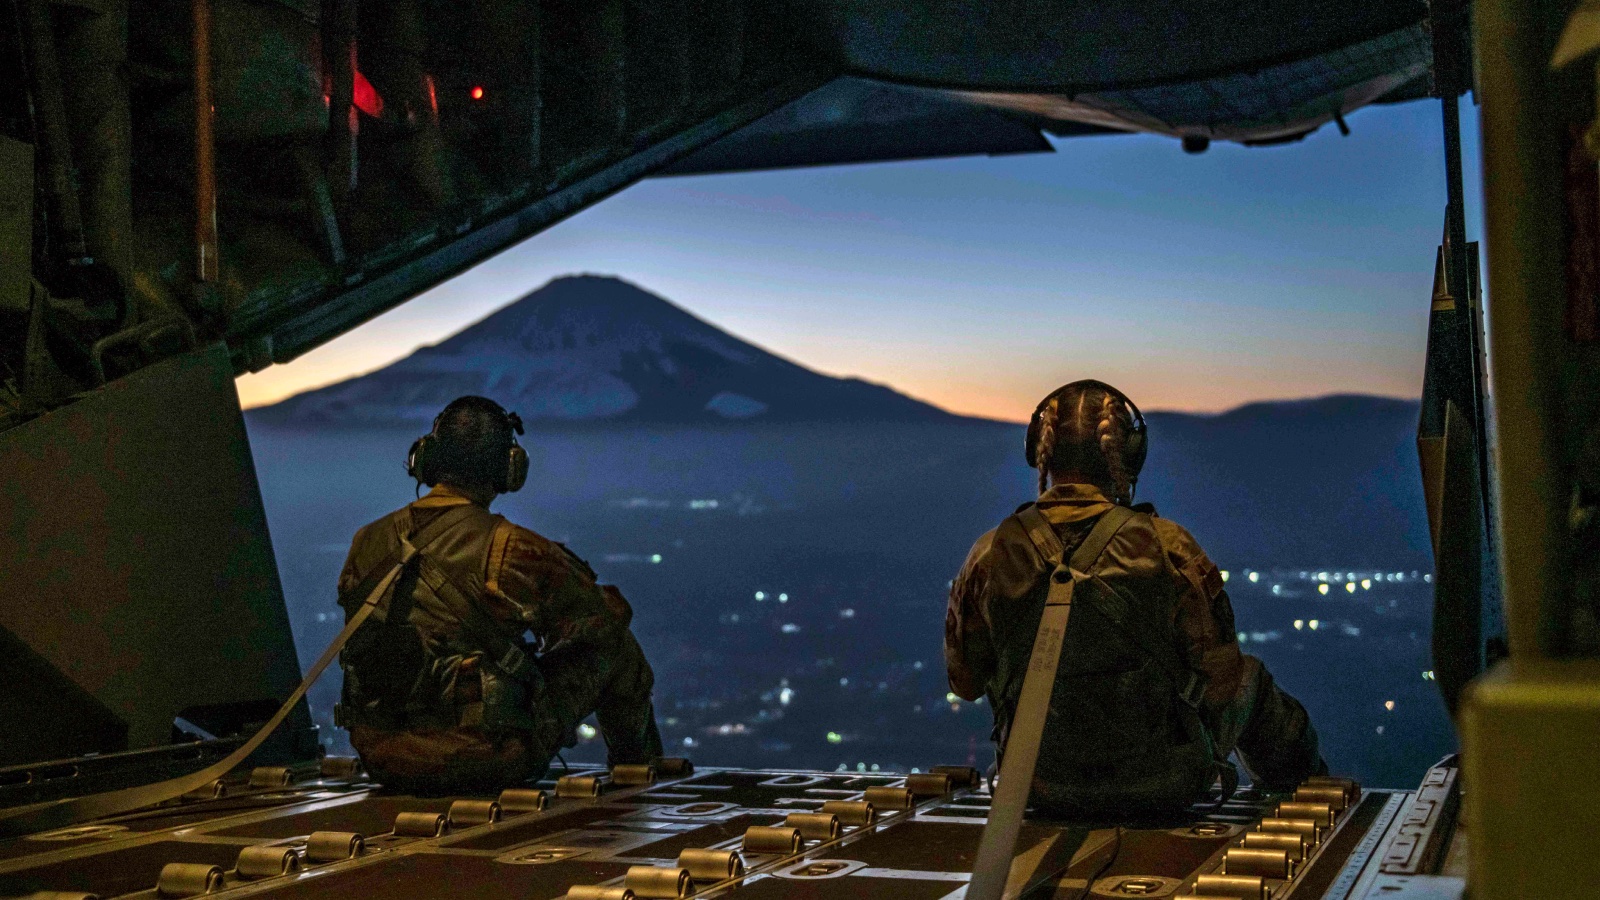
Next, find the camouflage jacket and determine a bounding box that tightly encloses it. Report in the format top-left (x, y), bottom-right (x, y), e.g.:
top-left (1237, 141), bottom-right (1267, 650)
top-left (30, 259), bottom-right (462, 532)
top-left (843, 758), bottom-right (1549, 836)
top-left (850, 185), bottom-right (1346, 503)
top-left (944, 483), bottom-right (1245, 733)
top-left (338, 485), bottom-right (633, 655)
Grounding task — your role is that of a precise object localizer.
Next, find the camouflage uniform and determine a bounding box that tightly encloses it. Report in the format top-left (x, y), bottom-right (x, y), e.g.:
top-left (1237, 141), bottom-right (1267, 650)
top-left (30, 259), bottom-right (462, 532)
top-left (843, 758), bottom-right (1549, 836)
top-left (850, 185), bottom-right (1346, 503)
top-left (337, 485), bottom-right (663, 793)
top-left (945, 483), bottom-right (1323, 798)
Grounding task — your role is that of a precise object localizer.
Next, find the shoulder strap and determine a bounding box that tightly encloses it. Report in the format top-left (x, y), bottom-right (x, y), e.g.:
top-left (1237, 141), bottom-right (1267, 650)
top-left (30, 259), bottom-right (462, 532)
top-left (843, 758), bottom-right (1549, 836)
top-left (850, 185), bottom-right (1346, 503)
top-left (337, 504), bottom-right (477, 613)
top-left (412, 552), bottom-right (534, 680)
top-left (1070, 505), bottom-right (1134, 572)
top-left (1013, 503), bottom-right (1134, 572)
top-left (968, 504), bottom-right (1163, 900)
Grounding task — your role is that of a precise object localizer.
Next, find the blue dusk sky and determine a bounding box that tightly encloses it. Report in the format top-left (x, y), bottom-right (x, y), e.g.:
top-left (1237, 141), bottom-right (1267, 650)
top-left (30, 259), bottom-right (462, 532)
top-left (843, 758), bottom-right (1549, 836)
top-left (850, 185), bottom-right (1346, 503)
top-left (236, 97), bottom-right (1483, 421)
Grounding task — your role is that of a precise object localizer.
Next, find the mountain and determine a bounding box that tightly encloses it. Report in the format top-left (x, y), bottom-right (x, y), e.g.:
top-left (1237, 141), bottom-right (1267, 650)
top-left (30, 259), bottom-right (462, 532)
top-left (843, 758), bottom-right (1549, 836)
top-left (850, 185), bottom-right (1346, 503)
top-left (1139, 395), bottom-right (1431, 568)
top-left (251, 275), bottom-right (966, 427)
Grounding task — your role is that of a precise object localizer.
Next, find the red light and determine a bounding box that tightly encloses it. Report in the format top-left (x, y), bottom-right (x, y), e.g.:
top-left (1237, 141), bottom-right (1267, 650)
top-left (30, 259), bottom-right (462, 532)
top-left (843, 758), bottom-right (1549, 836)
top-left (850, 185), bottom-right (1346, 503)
top-left (470, 86), bottom-right (484, 100)
top-left (352, 69), bottom-right (383, 118)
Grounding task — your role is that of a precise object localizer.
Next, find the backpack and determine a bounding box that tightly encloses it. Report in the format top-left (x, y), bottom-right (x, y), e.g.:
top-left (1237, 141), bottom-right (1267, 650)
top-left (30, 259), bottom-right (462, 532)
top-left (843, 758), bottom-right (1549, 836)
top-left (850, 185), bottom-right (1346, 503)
top-left (336, 504), bottom-right (541, 739)
top-left (989, 503), bottom-right (1232, 818)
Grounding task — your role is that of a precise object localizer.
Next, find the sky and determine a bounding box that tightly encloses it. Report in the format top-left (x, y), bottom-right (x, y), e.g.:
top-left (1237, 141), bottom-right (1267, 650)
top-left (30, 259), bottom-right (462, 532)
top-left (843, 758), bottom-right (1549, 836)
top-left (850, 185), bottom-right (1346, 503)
top-left (235, 97), bottom-right (1483, 421)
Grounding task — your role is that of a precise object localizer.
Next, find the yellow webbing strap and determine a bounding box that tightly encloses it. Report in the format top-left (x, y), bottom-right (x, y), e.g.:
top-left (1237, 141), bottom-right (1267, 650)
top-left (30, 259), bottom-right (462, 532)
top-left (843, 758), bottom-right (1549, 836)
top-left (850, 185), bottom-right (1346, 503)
top-left (967, 504), bottom-right (1131, 900)
top-left (0, 504), bottom-right (474, 838)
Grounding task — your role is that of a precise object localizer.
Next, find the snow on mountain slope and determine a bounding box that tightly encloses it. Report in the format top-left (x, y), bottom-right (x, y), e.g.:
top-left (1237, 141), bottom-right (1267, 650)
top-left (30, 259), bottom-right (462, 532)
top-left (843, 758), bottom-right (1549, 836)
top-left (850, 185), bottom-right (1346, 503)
top-left (252, 275), bottom-right (964, 426)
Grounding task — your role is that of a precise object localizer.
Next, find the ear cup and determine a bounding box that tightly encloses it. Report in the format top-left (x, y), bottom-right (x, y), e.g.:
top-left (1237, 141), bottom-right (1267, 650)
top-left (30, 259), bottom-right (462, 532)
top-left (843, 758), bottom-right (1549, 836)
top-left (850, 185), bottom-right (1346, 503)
top-left (505, 444), bottom-right (529, 493)
top-left (407, 434), bottom-right (439, 485)
top-left (1124, 428), bottom-right (1148, 481)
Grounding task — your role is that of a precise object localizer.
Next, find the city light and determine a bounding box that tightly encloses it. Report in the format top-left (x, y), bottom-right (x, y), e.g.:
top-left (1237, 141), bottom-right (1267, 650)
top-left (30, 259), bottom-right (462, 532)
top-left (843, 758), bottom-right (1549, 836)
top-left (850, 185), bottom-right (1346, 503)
top-left (1361, 578), bottom-right (1371, 589)
top-left (1309, 619), bottom-right (1320, 630)
top-left (780, 623), bottom-right (800, 633)
top-left (826, 731), bottom-right (842, 744)
top-left (1384, 700), bottom-right (1396, 711)
top-left (1248, 571), bottom-right (1259, 583)
top-left (470, 85), bottom-right (485, 100)
top-left (839, 608), bottom-right (856, 618)
top-left (650, 554), bottom-right (662, 563)
top-left (1293, 619), bottom-right (1304, 630)
top-left (577, 723), bottom-right (597, 739)
top-left (1318, 584), bottom-right (1330, 595)
top-left (945, 692), bottom-right (959, 703)
top-left (1221, 570), bottom-right (1230, 582)
top-left (755, 591), bottom-right (766, 600)
top-left (1423, 670), bottom-right (1436, 681)
top-left (779, 687), bottom-right (793, 705)
top-left (1345, 583), bottom-right (1356, 593)
top-left (778, 593), bottom-right (789, 603)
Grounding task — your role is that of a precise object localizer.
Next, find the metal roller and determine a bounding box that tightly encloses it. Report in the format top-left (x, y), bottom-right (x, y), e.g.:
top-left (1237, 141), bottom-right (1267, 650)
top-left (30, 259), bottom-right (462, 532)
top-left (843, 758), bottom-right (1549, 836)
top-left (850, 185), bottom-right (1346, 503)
top-left (929, 766), bottom-right (981, 788)
top-left (904, 773), bottom-right (952, 797)
top-left (235, 845), bottom-right (301, 879)
top-left (1221, 848), bottom-right (1291, 878)
top-left (1293, 784), bottom-right (1350, 810)
top-left (392, 811), bottom-right (447, 837)
top-left (498, 788), bottom-right (549, 814)
top-left (565, 887), bottom-right (634, 900)
top-left (624, 865), bottom-right (693, 898)
top-left (305, 831), bottom-right (364, 862)
top-left (320, 757), bottom-right (362, 780)
top-left (1303, 775), bottom-right (1360, 801)
top-left (819, 800), bottom-right (876, 827)
top-left (741, 825), bottom-right (803, 855)
top-left (1241, 831), bottom-right (1306, 862)
top-left (1273, 801), bottom-right (1335, 826)
top-left (783, 812), bottom-right (840, 841)
top-left (654, 758), bottom-right (695, 777)
top-left (862, 786), bottom-right (913, 810)
top-left (676, 848), bottom-right (744, 882)
top-left (1257, 818), bottom-right (1322, 844)
top-left (1190, 873), bottom-right (1267, 899)
top-left (181, 780), bottom-right (227, 801)
top-left (447, 799), bottom-right (501, 827)
top-left (248, 766), bottom-right (293, 789)
top-left (557, 774), bottom-right (603, 798)
top-left (612, 764), bottom-right (657, 786)
top-left (155, 863), bottom-right (224, 898)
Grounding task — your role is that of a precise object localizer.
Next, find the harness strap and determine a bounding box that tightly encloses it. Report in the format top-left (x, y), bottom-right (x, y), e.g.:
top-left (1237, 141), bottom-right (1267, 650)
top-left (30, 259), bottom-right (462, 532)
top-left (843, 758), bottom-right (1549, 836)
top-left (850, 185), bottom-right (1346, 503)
top-left (0, 504), bottom-right (477, 838)
top-left (968, 503), bottom-right (1132, 900)
top-left (413, 553), bottom-right (533, 680)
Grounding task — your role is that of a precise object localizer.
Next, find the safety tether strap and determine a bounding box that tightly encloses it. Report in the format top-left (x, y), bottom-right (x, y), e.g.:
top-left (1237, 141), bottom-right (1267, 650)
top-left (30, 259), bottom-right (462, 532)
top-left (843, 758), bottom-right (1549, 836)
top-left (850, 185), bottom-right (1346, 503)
top-left (967, 504), bottom-right (1133, 900)
top-left (0, 504), bottom-right (479, 838)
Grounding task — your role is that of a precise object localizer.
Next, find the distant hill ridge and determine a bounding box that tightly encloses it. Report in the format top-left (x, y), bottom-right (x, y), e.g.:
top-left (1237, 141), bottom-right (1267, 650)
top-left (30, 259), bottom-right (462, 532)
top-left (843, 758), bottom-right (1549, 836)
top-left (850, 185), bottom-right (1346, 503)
top-left (252, 275), bottom-right (965, 426)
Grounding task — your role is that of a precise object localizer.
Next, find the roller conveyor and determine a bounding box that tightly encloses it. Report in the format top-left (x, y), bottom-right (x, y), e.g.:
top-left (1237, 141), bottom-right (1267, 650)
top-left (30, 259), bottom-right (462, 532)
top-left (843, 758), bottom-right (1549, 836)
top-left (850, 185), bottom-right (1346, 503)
top-left (0, 760), bottom-right (1462, 900)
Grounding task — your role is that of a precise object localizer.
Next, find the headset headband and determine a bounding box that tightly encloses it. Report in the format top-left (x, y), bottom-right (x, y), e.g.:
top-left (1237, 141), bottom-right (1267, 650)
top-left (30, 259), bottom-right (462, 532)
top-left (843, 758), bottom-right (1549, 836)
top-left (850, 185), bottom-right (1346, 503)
top-left (409, 398), bottom-right (529, 493)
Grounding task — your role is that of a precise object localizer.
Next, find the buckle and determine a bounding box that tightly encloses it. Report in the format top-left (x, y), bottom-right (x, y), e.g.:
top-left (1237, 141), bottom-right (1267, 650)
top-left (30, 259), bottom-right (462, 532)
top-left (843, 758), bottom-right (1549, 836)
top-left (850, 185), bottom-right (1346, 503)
top-left (497, 644), bottom-right (530, 678)
top-left (1179, 672), bottom-right (1206, 709)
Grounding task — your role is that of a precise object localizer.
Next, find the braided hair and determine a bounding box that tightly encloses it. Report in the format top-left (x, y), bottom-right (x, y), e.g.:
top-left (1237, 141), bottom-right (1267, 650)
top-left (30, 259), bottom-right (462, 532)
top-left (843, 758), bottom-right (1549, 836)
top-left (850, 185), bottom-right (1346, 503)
top-left (1033, 383), bottom-right (1137, 503)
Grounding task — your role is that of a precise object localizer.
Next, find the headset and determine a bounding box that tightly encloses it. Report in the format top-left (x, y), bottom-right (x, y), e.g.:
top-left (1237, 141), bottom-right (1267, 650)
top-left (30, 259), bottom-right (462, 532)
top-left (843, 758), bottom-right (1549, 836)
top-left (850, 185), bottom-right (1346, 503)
top-left (406, 399), bottom-right (530, 494)
top-left (1024, 379), bottom-right (1148, 483)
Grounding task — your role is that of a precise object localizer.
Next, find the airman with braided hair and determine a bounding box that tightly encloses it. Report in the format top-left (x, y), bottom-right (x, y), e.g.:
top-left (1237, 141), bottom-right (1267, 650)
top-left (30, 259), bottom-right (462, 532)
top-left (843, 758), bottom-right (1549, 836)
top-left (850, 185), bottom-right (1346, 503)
top-left (335, 396), bottom-right (663, 793)
top-left (945, 380), bottom-right (1324, 818)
